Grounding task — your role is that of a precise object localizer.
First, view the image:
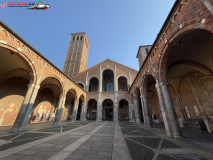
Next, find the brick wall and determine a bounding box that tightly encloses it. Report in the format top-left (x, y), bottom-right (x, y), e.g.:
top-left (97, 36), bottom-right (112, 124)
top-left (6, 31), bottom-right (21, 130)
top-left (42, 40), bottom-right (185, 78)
top-left (0, 77), bottom-right (28, 126)
top-left (31, 88), bottom-right (54, 123)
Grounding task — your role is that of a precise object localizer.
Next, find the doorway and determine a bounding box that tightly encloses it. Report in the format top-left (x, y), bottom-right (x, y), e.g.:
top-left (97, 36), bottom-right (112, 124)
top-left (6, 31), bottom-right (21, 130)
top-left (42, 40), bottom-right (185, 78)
top-left (106, 108), bottom-right (113, 121)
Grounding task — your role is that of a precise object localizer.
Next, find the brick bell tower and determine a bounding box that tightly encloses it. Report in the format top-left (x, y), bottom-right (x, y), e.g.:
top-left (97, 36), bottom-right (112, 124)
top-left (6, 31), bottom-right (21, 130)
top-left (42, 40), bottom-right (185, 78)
top-left (63, 32), bottom-right (90, 78)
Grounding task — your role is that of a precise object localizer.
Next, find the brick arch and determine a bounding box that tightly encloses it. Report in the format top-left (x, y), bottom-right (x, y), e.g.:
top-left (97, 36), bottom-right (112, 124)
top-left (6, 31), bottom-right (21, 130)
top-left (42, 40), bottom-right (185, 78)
top-left (177, 70), bottom-right (209, 95)
top-left (87, 98), bottom-right (98, 105)
top-left (169, 60), bottom-right (213, 80)
top-left (79, 94), bottom-right (86, 104)
top-left (39, 74), bottom-right (65, 96)
top-left (101, 97), bottom-right (114, 105)
top-left (39, 84), bottom-right (60, 93)
top-left (141, 73), bottom-right (157, 95)
top-left (101, 67), bottom-right (115, 75)
top-left (116, 75), bottom-right (129, 82)
top-left (118, 98), bottom-right (129, 105)
top-left (66, 88), bottom-right (78, 100)
top-left (88, 75), bottom-right (100, 82)
top-left (0, 45), bottom-right (37, 84)
top-left (76, 81), bottom-right (85, 89)
top-left (0, 68), bottom-right (30, 86)
top-left (158, 23), bottom-right (213, 82)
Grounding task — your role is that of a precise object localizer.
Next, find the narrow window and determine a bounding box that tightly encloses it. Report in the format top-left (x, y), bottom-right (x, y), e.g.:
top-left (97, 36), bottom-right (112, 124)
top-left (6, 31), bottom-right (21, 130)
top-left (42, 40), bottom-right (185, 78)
top-left (77, 36), bottom-right (79, 40)
top-left (73, 37), bottom-right (75, 40)
top-left (80, 36), bottom-right (83, 40)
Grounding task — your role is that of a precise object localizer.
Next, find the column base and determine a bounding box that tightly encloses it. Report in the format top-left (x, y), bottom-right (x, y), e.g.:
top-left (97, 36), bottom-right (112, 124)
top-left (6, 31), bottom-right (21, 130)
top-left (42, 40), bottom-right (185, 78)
top-left (96, 119), bottom-right (102, 122)
top-left (53, 122), bottom-right (61, 126)
top-left (79, 119), bottom-right (87, 122)
top-left (11, 127), bottom-right (27, 132)
top-left (10, 127), bottom-right (18, 133)
top-left (129, 119), bottom-right (135, 122)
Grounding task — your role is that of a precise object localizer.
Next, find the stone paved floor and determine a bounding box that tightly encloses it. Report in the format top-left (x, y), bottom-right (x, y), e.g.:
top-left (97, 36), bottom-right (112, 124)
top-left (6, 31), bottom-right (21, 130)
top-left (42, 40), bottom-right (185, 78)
top-left (0, 121), bottom-right (213, 160)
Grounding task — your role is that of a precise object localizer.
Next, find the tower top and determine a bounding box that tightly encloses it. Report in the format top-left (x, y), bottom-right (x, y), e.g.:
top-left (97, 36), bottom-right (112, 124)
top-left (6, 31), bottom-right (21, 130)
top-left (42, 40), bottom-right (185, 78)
top-left (70, 32), bottom-right (90, 44)
top-left (63, 32), bottom-right (90, 78)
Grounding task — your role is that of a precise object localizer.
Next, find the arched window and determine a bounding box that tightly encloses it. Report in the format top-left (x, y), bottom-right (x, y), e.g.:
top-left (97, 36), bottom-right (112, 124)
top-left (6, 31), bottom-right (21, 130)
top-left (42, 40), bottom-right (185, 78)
top-left (105, 83), bottom-right (114, 92)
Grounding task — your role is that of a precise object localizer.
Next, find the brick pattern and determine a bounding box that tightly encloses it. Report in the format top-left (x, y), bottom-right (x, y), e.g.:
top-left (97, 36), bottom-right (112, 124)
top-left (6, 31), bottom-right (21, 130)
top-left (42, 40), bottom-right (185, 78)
top-left (63, 33), bottom-right (89, 78)
top-left (0, 77), bottom-right (28, 126)
top-left (129, 0), bottom-right (213, 127)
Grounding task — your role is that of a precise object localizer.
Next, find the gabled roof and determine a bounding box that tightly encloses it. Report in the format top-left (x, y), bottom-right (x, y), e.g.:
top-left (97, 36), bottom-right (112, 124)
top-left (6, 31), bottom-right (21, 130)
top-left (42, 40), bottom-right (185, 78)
top-left (71, 58), bottom-right (138, 79)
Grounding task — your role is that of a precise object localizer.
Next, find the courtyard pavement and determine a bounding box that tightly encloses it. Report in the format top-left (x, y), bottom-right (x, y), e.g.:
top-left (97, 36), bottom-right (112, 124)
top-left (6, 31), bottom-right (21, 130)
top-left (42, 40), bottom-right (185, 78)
top-left (0, 121), bottom-right (213, 160)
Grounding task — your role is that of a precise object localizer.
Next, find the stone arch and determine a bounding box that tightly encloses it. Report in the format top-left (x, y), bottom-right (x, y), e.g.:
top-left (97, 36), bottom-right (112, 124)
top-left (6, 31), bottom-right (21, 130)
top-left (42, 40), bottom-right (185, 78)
top-left (158, 23), bottom-right (213, 82)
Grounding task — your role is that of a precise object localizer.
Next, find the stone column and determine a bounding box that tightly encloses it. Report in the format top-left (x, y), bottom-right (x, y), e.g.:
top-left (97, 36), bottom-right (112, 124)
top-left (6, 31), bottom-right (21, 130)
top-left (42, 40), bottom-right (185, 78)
top-left (11, 84), bottom-right (40, 132)
top-left (156, 81), bottom-right (183, 138)
top-left (133, 99), bottom-right (140, 124)
top-left (141, 95), bottom-right (152, 128)
top-left (80, 102), bottom-right (87, 121)
top-left (114, 64), bottom-right (117, 92)
top-left (96, 98), bottom-right (102, 121)
top-left (96, 65), bottom-right (102, 121)
top-left (129, 103), bottom-right (133, 121)
top-left (114, 102), bottom-right (118, 122)
top-left (71, 100), bottom-right (79, 123)
top-left (53, 96), bottom-right (66, 126)
top-left (202, 116), bottom-right (212, 133)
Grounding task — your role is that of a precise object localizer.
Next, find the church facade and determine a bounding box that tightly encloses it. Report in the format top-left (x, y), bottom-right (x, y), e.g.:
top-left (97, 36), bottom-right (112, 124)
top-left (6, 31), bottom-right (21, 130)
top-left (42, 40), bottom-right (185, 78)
top-left (0, 0), bottom-right (213, 138)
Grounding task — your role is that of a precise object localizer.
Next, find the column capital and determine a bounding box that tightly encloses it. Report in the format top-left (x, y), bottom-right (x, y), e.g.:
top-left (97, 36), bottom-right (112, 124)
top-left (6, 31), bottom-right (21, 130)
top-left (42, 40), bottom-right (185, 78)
top-left (159, 81), bottom-right (169, 87)
top-left (27, 83), bottom-right (34, 88)
top-left (59, 95), bottom-right (64, 99)
top-left (141, 95), bottom-right (147, 98)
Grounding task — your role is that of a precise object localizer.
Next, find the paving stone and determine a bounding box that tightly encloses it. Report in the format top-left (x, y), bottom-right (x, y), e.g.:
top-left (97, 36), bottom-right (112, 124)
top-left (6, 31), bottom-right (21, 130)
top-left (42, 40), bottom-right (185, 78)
top-left (97, 151), bottom-right (112, 157)
top-left (67, 153), bottom-right (85, 159)
top-left (32, 151), bottom-right (57, 157)
top-left (90, 146), bottom-right (112, 152)
top-left (18, 156), bottom-right (47, 160)
top-left (15, 150), bottom-right (38, 155)
top-left (82, 155), bottom-right (112, 160)
top-left (78, 145), bottom-right (92, 150)
top-left (55, 144), bottom-right (69, 149)
top-left (0, 155), bottom-right (24, 160)
top-left (73, 149), bottom-right (98, 155)
top-left (35, 143), bottom-right (57, 148)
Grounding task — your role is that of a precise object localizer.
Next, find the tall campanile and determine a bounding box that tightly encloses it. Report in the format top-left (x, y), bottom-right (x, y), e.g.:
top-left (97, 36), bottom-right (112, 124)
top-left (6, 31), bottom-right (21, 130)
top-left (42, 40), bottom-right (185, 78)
top-left (63, 32), bottom-right (90, 78)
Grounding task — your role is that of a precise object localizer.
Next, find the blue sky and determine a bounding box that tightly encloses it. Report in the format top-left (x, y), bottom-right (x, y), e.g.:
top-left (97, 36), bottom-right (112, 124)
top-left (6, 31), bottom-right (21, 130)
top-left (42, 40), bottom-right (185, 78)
top-left (0, 0), bottom-right (175, 71)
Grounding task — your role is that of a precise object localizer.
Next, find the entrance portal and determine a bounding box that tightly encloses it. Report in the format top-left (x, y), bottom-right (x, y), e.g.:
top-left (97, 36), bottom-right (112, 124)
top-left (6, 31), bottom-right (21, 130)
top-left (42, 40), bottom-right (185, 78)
top-left (106, 108), bottom-right (113, 121)
top-left (102, 99), bottom-right (114, 121)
